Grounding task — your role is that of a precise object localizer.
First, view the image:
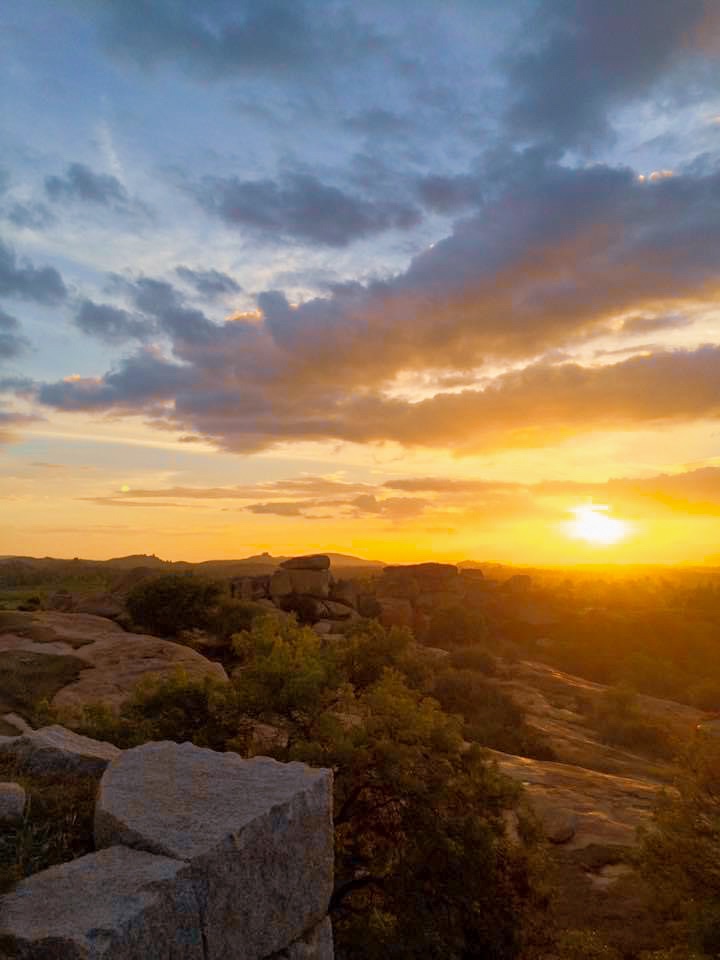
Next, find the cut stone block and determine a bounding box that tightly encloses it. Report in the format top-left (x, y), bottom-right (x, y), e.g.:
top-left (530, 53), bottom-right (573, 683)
top-left (95, 741), bottom-right (334, 960)
top-left (0, 725), bottom-right (121, 777)
top-left (0, 845), bottom-right (203, 959)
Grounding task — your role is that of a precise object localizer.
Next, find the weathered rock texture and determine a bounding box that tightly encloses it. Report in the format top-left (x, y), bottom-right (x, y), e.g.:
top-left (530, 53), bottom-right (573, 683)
top-left (95, 740), bottom-right (334, 959)
top-left (0, 611), bottom-right (227, 714)
top-left (0, 725), bottom-right (120, 777)
top-left (0, 845), bottom-right (203, 959)
top-left (0, 733), bottom-right (335, 960)
top-left (0, 782), bottom-right (25, 825)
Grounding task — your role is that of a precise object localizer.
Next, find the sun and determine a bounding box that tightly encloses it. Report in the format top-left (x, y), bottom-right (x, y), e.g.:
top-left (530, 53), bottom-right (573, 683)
top-left (564, 504), bottom-right (630, 546)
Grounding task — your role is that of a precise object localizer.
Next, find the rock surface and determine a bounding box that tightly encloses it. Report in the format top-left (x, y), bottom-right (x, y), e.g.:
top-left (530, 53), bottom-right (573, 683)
top-left (0, 845), bottom-right (203, 959)
top-left (489, 749), bottom-right (664, 849)
top-left (0, 782), bottom-right (26, 824)
top-left (0, 611), bottom-right (227, 714)
top-left (269, 918), bottom-right (334, 959)
top-left (95, 740), bottom-right (334, 959)
top-left (0, 725), bottom-right (121, 777)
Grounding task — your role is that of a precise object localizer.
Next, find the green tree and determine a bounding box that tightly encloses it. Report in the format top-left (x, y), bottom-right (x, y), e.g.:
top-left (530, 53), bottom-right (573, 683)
top-left (426, 604), bottom-right (489, 648)
top-left (638, 736), bottom-right (720, 957)
top-left (126, 574), bottom-right (223, 636)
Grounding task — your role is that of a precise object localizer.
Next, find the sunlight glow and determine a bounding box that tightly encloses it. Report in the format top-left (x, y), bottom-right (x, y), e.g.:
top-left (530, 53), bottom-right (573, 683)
top-left (563, 504), bottom-right (630, 546)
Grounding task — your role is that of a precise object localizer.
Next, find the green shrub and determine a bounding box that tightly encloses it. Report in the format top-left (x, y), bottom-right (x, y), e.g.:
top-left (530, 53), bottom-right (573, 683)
top-left (449, 645), bottom-right (498, 675)
top-left (426, 604), bottom-right (489, 648)
top-left (126, 574), bottom-right (223, 636)
top-left (432, 668), bottom-right (555, 760)
top-left (208, 598), bottom-right (269, 644)
top-left (588, 685), bottom-right (674, 759)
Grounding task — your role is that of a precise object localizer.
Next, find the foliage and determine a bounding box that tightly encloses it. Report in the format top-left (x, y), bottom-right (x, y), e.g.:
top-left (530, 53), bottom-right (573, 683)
top-left (0, 651), bottom-right (86, 724)
top-left (638, 736), bottom-right (720, 957)
top-left (66, 670), bottom-right (246, 751)
top-left (551, 930), bottom-right (622, 959)
top-left (585, 685), bottom-right (675, 760)
top-left (56, 615), bottom-right (545, 958)
top-left (449, 645), bottom-right (498, 675)
top-left (426, 604), bottom-right (489, 648)
top-left (0, 756), bottom-right (96, 895)
top-left (431, 667), bottom-right (556, 760)
top-left (207, 598), bottom-right (269, 644)
top-left (126, 574), bottom-right (223, 636)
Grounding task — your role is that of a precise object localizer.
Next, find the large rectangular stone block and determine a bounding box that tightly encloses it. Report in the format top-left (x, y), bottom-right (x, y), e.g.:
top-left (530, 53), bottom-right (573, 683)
top-left (95, 741), bottom-right (334, 960)
top-left (0, 846), bottom-right (203, 958)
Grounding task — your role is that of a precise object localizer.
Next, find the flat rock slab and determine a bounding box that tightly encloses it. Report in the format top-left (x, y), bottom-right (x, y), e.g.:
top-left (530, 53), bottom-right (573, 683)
top-left (489, 749), bottom-right (664, 849)
top-left (0, 725), bottom-right (121, 777)
top-left (96, 741), bottom-right (333, 960)
top-left (0, 782), bottom-right (26, 824)
top-left (0, 845), bottom-right (203, 959)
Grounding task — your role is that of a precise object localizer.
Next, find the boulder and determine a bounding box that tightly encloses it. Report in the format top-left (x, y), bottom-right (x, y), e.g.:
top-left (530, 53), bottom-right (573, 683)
top-left (322, 601), bottom-right (357, 622)
top-left (95, 741), bottom-right (334, 959)
top-left (281, 555), bottom-right (330, 571)
top-left (415, 589), bottom-right (463, 612)
top-left (0, 845), bottom-right (203, 959)
top-left (330, 580), bottom-right (357, 609)
top-left (287, 569), bottom-right (330, 598)
top-left (312, 620), bottom-right (334, 636)
top-left (270, 570), bottom-right (294, 599)
top-left (269, 918), bottom-right (334, 959)
top-left (0, 611), bottom-right (228, 713)
top-left (378, 598), bottom-right (414, 630)
top-left (539, 806), bottom-right (578, 844)
top-left (47, 590), bottom-right (74, 612)
top-left (0, 725), bottom-right (121, 777)
top-left (0, 782), bottom-right (26, 825)
top-left (75, 593), bottom-right (125, 621)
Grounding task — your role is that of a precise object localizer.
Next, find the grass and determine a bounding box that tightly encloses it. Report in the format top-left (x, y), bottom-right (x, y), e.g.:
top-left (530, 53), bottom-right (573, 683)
top-left (0, 651), bottom-right (87, 723)
top-left (0, 755), bottom-right (97, 895)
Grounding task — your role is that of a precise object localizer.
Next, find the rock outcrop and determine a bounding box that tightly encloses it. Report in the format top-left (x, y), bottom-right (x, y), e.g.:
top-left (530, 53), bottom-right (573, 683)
top-left (0, 731), bottom-right (335, 960)
top-left (0, 782), bottom-right (25, 825)
top-left (0, 725), bottom-right (121, 777)
top-left (0, 611), bottom-right (228, 715)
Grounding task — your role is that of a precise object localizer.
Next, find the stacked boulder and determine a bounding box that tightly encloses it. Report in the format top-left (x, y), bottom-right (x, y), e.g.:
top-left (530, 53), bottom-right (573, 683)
top-left (0, 728), bottom-right (334, 959)
top-left (375, 563), bottom-right (463, 636)
top-left (233, 556), bottom-right (360, 634)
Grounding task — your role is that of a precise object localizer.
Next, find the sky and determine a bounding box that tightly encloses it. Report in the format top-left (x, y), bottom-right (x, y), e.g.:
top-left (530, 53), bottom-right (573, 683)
top-left (1, 0), bottom-right (720, 564)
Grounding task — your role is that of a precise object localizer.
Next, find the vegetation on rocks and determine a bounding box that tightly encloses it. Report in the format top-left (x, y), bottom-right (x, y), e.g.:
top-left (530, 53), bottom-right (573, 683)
top-left (126, 573), bottom-right (224, 636)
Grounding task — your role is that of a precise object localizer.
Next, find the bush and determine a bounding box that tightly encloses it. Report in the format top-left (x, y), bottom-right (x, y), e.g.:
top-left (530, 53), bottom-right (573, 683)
top-left (208, 598), bottom-right (270, 645)
top-left (432, 668), bottom-right (555, 760)
top-left (449, 645), bottom-right (498, 675)
top-left (126, 574), bottom-right (223, 636)
top-left (588, 685), bottom-right (674, 760)
top-left (426, 604), bottom-right (489, 648)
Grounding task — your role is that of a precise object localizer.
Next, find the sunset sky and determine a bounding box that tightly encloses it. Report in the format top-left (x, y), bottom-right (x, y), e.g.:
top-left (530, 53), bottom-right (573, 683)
top-left (2, 0), bottom-right (720, 564)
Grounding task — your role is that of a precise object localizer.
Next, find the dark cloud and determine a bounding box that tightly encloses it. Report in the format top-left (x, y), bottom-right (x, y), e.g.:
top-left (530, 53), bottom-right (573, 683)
top-left (32, 158), bottom-right (720, 454)
top-left (4, 201), bottom-right (56, 230)
top-left (504, 0), bottom-right (716, 150)
top-left (175, 266), bottom-right (242, 299)
top-left (194, 172), bottom-right (421, 247)
top-left (0, 309), bottom-right (29, 360)
top-left (90, 0), bottom-right (388, 81)
top-left (38, 349), bottom-right (194, 411)
top-left (75, 299), bottom-right (150, 344)
top-left (0, 240), bottom-right (66, 304)
top-left (416, 173), bottom-right (484, 214)
top-left (45, 162), bottom-right (129, 207)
